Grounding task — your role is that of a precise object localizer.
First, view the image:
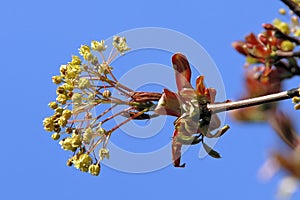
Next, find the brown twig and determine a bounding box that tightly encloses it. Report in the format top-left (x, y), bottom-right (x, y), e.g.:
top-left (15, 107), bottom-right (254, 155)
top-left (276, 50), bottom-right (300, 59)
top-left (208, 87), bottom-right (300, 114)
top-left (281, 0), bottom-right (300, 18)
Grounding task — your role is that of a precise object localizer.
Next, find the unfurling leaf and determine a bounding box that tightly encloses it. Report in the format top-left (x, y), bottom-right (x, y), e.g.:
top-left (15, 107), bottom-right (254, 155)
top-left (172, 53), bottom-right (192, 91)
top-left (175, 133), bottom-right (202, 145)
top-left (203, 142), bottom-right (221, 158)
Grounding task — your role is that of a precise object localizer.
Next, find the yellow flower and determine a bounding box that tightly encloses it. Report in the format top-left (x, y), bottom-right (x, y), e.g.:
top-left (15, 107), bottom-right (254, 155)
top-left (73, 153), bottom-right (92, 172)
top-left (83, 127), bottom-right (94, 144)
top-left (78, 78), bottom-right (90, 89)
top-left (43, 117), bottom-right (54, 132)
top-left (83, 52), bottom-right (93, 61)
top-left (71, 133), bottom-right (82, 148)
top-left (70, 55), bottom-right (82, 65)
top-left (89, 164), bottom-right (101, 176)
top-left (52, 76), bottom-right (62, 84)
top-left (99, 148), bottom-right (110, 160)
top-left (58, 116), bottom-right (68, 127)
top-left (62, 109), bottom-right (72, 119)
top-left (72, 93), bottom-right (82, 106)
top-left (79, 45), bottom-right (90, 56)
top-left (91, 40), bottom-right (107, 52)
top-left (63, 83), bottom-right (74, 91)
top-left (51, 133), bottom-right (60, 140)
top-left (48, 102), bottom-right (58, 109)
top-left (113, 36), bottom-right (130, 54)
top-left (59, 137), bottom-right (76, 151)
top-left (56, 94), bottom-right (67, 105)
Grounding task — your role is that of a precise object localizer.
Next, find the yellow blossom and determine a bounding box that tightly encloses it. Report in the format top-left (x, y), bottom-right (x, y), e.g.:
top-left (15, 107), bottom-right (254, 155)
top-left (56, 94), bottom-right (67, 105)
top-left (91, 40), bottom-right (107, 52)
top-left (79, 45), bottom-right (90, 56)
top-left (48, 102), bottom-right (58, 109)
top-left (73, 153), bottom-right (92, 172)
top-left (62, 109), bottom-right (72, 119)
top-left (99, 148), bottom-right (110, 160)
top-left (89, 164), bottom-right (101, 176)
top-left (51, 133), bottom-right (60, 140)
top-left (113, 36), bottom-right (130, 54)
top-left (52, 76), bottom-right (62, 84)
top-left (70, 55), bottom-right (82, 65)
top-left (43, 117), bottom-right (55, 132)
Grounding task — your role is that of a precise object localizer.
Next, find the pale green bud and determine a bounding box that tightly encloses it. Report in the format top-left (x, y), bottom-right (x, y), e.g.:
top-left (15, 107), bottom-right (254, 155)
top-left (99, 148), bottom-right (110, 160)
top-left (112, 36), bottom-right (130, 54)
top-left (72, 93), bottom-right (82, 105)
top-left (280, 40), bottom-right (295, 52)
top-left (78, 78), bottom-right (90, 89)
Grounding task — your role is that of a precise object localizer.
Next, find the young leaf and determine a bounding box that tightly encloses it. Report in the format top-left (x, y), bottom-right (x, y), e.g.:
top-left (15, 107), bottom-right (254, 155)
top-left (202, 142), bottom-right (221, 158)
top-left (172, 53), bottom-right (192, 91)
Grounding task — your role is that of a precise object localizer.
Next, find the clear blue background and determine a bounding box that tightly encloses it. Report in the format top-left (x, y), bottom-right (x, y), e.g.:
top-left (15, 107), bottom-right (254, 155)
top-left (1, 0), bottom-right (299, 199)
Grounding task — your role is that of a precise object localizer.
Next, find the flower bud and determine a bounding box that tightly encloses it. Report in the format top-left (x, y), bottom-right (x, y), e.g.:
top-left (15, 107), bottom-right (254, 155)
top-left (48, 101), bottom-right (58, 109)
top-left (78, 78), bottom-right (91, 89)
top-left (280, 40), bottom-right (294, 52)
top-left (89, 164), bottom-right (101, 176)
top-left (102, 90), bottom-right (111, 98)
top-left (62, 109), bottom-right (72, 119)
top-left (52, 76), bottom-right (62, 84)
top-left (70, 55), bottom-right (82, 65)
top-left (51, 133), bottom-right (60, 140)
top-left (83, 52), bottom-right (93, 61)
top-left (279, 8), bottom-right (286, 15)
top-left (56, 94), bottom-right (67, 105)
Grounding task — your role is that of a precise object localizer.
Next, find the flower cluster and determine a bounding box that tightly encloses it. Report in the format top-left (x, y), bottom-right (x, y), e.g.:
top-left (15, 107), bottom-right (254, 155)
top-left (232, 23), bottom-right (297, 76)
top-left (43, 37), bottom-right (130, 176)
top-left (231, 13), bottom-right (300, 122)
top-left (232, 3), bottom-right (300, 198)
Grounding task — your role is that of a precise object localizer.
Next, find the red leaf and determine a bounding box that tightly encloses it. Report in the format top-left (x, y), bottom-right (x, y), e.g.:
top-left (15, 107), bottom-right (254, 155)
top-left (172, 53), bottom-right (192, 91)
top-left (232, 41), bottom-right (248, 56)
top-left (172, 130), bottom-right (185, 167)
top-left (154, 89), bottom-right (181, 117)
top-left (196, 75), bottom-right (206, 95)
top-left (245, 33), bottom-right (260, 45)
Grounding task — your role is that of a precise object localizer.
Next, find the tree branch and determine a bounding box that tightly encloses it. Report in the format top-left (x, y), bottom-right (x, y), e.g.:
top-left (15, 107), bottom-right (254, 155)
top-left (276, 50), bottom-right (300, 59)
top-left (281, 0), bottom-right (300, 18)
top-left (208, 87), bottom-right (300, 114)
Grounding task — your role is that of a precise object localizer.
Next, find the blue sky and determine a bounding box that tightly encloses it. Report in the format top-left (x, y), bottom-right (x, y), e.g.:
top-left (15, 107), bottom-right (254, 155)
top-left (1, 0), bottom-right (299, 199)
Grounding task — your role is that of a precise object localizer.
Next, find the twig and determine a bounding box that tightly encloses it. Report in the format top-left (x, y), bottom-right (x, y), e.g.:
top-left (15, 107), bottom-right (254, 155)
top-left (281, 0), bottom-right (300, 18)
top-left (208, 87), bottom-right (300, 114)
top-left (276, 50), bottom-right (300, 59)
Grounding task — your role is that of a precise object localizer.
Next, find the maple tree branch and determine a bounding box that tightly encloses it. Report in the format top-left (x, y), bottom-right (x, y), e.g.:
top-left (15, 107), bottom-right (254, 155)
top-left (208, 87), bottom-right (300, 114)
